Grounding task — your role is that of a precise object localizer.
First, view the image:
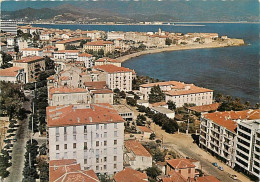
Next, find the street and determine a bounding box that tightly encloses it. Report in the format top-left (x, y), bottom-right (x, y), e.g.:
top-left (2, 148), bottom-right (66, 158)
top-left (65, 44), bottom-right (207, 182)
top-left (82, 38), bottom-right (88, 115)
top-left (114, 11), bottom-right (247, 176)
top-left (6, 94), bottom-right (31, 182)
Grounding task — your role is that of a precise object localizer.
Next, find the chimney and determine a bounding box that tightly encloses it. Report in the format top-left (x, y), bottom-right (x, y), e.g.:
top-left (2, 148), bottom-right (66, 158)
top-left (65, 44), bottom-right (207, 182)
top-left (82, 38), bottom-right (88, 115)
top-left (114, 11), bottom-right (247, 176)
top-left (89, 117), bottom-right (92, 122)
top-left (77, 117), bottom-right (80, 122)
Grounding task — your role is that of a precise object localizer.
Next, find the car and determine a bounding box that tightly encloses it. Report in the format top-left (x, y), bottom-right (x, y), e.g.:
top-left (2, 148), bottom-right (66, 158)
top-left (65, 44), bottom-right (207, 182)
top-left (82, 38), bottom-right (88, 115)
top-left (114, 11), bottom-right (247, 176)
top-left (218, 166), bottom-right (224, 171)
top-left (212, 162), bottom-right (218, 167)
top-left (230, 174), bottom-right (238, 180)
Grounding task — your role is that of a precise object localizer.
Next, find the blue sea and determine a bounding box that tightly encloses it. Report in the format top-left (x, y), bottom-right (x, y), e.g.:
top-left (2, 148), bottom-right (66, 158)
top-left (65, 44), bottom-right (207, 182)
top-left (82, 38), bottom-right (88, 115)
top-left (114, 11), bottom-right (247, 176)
top-left (31, 23), bottom-right (259, 104)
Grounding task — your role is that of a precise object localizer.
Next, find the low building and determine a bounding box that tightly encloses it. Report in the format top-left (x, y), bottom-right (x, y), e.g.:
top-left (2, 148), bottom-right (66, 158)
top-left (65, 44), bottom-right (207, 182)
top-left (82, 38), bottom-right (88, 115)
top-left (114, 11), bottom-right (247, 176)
top-left (150, 106), bottom-right (175, 119)
top-left (13, 56), bottom-right (45, 83)
top-left (187, 103), bottom-right (220, 114)
top-left (84, 40), bottom-right (114, 54)
top-left (161, 170), bottom-right (186, 182)
top-left (136, 126), bottom-right (153, 139)
top-left (195, 175), bottom-right (220, 182)
top-left (91, 89), bottom-right (114, 105)
top-left (47, 103), bottom-right (125, 176)
top-left (49, 159), bottom-right (99, 182)
top-left (0, 67), bottom-right (25, 83)
top-left (124, 139), bottom-right (152, 170)
top-left (21, 48), bottom-right (43, 58)
top-left (95, 57), bottom-right (122, 67)
top-left (53, 50), bottom-right (80, 61)
top-left (166, 158), bottom-right (198, 181)
top-left (48, 87), bottom-right (90, 106)
top-left (112, 105), bottom-right (134, 121)
top-left (0, 20), bottom-right (17, 35)
top-left (55, 37), bottom-right (91, 50)
top-left (113, 167), bottom-right (148, 182)
top-left (77, 53), bottom-right (94, 68)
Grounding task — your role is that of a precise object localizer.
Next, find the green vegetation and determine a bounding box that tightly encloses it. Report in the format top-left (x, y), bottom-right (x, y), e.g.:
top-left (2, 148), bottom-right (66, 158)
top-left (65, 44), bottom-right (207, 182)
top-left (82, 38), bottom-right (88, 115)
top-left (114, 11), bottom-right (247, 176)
top-left (145, 166), bottom-right (162, 180)
top-left (65, 44), bottom-right (78, 50)
top-left (0, 149), bottom-right (12, 179)
top-left (167, 100), bottom-right (176, 111)
top-left (165, 38), bottom-right (172, 45)
top-left (0, 52), bottom-right (13, 69)
top-left (136, 114), bottom-right (146, 126)
top-left (148, 85), bottom-right (165, 103)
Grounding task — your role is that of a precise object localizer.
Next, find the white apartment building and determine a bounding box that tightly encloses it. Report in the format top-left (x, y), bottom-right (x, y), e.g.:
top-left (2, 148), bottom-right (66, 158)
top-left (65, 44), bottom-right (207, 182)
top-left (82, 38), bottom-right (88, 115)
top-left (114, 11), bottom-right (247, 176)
top-left (140, 81), bottom-right (213, 107)
top-left (107, 31), bottom-right (125, 40)
top-left (235, 116), bottom-right (260, 180)
top-left (17, 38), bottom-right (29, 50)
top-left (124, 140), bottom-right (152, 170)
top-left (77, 53), bottom-right (94, 68)
top-left (39, 33), bottom-right (50, 40)
top-left (93, 65), bottom-right (133, 92)
top-left (47, 103), bottom-right (125, 176)
top-left (53, 50), bottom-right (80, 61)
top-left (48, 87), bottom-right (90, 106)
top-left (0, 66), bottom-right (25, 83)
top-left (200, 109), bottom-right (260, 170)
top-left (0, 20), bottom-right (17, 35)
top-left (21, 48), bottom-right (43, 58)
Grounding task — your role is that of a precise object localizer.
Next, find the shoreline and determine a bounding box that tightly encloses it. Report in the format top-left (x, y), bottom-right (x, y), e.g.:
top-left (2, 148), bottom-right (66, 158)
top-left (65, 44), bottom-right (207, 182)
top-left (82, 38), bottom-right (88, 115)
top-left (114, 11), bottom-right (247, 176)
top-left (117, 41), bottom-right (245, 63)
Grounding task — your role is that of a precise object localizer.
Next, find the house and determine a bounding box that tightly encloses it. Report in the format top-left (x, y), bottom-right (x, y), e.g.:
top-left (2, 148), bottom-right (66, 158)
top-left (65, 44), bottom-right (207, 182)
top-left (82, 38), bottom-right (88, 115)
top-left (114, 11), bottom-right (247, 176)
top-left (95, 57), bottom-right (122, 67)
top-left (136, 126), bottom-right (153, 139)
top-left (13, 56), bottom-right (45, 83)
top-left (0, 66), bottom-right (25, 83)
top-left (84, 40), bottom-right (115, 54)
top-left (93, 65), bottom-right (134, 91)
top-left (21, 48), bottom-right (43, 58)
top-left (91, 89), bottom-right (114, 105)
top-left (55, 37), bottom-right (91, 50)
top-left (48, 87), bottom-right (90, 106)
top-left (113, 167), bottom-right (148, 182)
top-left (195, 175), bottom-right (220, 182)
top-left (47, 103), bottom-right (125, 176)
top-left (53, 50), bottom-right (80, 61)
top-left (187, 103), bottom-right (220, 114)
top-left (166, 158), bottom-right (198, 180)
top-left (77, 53), bottom-right (94, 68)
top-left (49, 159), bottom-right (99, 182)
top-left (161, 170), bottom-right (186, 182)
top-left (150, 106), bottom-right (175, 119)
top-left (112, 105), bottom-right (134, 121)
top-left (124, 139), bottom-right (152, 170)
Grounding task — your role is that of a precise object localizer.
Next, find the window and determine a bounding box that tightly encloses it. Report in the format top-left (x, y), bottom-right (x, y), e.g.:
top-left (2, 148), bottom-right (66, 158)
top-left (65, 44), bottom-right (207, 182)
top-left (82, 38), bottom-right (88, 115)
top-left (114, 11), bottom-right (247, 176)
top-left (104, 148), bottom-right (107, 155)
top-left (96, 158), bottom-right (99, 163)
top-left (104, 141), bottom-right (107, 146)
top-left (56, 136), bottom-right (59, 142)
top-left (96, 166), bottom-right (99, 170)
top-left (73, 126), bottom-right (76, 134)
top-left (84, 159), bottom-right (87, 164)
top-left (96, 141), bottom-right (99, 147)
top-left (96, 149), bottom-right (99, 155)
top-left (84, 126), bottom-right (87, 133)
top-left (114, 131), bottom-right (117, 137)
top-left (84, 142), bottom-right (88, 150)
top-left (114, 164), bottom-right (117, 169)
top-left (114, 140), bottom-right (117, 145)
top-left (96, 133), bottom-right (99, 138)
top-left (114, 123), bottom-right (117, 129)
top-left (64, 127), bottom-right (67, 134)
top-left (56, 145), bottom-right (59, 150)
top-left (104, 132), bottom-right (107, 138)
top-left (73, 143), bottom-right (76, 149)
top-left (188, 168), bottom-right (191, 174)
top-left (104, 165), bottom-right (107, 170)
top-left (84, 134), bottom-right (87, 140)
top-left (104, 157), bottom-right (107, 162)
top-left (114, 156), bottom-right (117, 161)
top-left (73, 135), bottom-right (76, 140)
top-left (96, 125), bottom-right (99, 130)
top-left (56, 153), bottom-right (60, 159)
top-left (104, 124), bottom-right (107, 129)
top-left (56, 128), bottom-right (59, 135)
top-left (64, 144), bottom-right (67, 150)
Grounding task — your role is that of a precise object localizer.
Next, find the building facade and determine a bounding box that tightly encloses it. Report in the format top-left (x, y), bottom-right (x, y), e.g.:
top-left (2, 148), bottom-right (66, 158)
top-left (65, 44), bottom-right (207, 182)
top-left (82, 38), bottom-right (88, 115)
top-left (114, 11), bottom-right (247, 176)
top-left (0, 67), bottom-right (25, 83)
top-left (0, 20), bottom-right (17, 35)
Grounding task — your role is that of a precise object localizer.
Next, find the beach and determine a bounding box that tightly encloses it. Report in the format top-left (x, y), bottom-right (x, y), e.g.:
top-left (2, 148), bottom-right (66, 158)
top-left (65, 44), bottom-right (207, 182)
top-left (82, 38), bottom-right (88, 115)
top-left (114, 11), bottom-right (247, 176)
top-left (117, 39), bottom-right (245, 63)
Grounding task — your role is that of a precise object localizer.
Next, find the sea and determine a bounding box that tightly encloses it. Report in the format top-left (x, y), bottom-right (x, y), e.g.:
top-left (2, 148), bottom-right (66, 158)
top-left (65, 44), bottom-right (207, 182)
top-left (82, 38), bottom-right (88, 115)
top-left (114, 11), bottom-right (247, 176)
top-left (30, 23), bottom-right (259, 104)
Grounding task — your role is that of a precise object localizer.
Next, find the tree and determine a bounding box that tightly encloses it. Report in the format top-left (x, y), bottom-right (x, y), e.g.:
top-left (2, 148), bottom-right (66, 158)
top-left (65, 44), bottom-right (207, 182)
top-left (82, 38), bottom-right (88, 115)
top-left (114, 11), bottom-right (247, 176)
top-left (167, 100), bottom-right (176, 111)
top-left (165, 38), bottom-right (172, 45)
top-left (126, 97), bottom-right (137, 106)
top-left (0, 52), bottom-right (13, 69)
top-left (153, 149), bottom-right (165, 162)
top-left (145, 166), bottom-right (162, 179)
top-left (44, 57), bottom-right (55, 70)
top-left (149, 133), bottom-right (156, 140)
top-left (38, 158), bottom-right (49, 182)
top-left (148, 85), bottom-right (165, 103)
top-left (65, 44), bottom-right (78, 50)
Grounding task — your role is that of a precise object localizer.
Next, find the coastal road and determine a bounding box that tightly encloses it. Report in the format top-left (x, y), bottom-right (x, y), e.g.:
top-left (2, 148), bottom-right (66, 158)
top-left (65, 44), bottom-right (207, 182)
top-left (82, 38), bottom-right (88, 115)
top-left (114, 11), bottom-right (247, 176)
top-left (151, 123), bottom-right (252, 182)
top-left (6, 94), bottom-right (31, 182)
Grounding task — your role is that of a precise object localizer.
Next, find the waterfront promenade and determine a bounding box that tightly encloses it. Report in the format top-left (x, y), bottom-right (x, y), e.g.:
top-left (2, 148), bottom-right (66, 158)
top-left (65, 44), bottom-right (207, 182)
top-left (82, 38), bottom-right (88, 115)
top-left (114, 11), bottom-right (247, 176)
top-left (117, 40), bottom-right (244, 63)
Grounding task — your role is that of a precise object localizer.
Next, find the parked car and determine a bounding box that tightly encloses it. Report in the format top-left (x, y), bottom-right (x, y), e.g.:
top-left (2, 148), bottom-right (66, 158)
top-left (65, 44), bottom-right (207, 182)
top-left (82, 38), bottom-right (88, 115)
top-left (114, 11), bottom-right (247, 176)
top-left (230, 174), bottom-right (238, 180)
top-left (212, 162), bottom-right (218, 167)
top-left (218, 166), bottom-right (224, 171)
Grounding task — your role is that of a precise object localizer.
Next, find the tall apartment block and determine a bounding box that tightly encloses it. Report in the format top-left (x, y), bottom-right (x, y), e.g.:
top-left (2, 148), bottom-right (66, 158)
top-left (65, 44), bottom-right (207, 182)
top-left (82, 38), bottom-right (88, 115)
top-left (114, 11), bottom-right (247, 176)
top-left (47, 103), bottom-right (125, 176)
top-left (0, 20), bottom-right (17, 35)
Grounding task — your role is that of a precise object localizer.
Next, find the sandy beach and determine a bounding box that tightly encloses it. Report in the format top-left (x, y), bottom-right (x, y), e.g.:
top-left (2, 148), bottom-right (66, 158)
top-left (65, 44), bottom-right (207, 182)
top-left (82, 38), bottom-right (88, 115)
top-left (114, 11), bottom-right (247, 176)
top-left (116, 40), bottom-right (245, 63)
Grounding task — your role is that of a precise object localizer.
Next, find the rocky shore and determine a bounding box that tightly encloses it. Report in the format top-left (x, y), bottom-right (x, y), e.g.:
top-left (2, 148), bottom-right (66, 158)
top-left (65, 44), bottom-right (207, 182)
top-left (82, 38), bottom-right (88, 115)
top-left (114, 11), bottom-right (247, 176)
top-left (116, 39), bottom-right (245, 63)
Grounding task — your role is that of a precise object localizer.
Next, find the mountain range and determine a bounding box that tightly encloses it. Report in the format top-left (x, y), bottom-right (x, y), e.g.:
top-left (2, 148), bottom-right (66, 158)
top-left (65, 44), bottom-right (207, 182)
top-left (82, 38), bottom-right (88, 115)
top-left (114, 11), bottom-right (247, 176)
top-left (1, 1), bottom-right (259, 22)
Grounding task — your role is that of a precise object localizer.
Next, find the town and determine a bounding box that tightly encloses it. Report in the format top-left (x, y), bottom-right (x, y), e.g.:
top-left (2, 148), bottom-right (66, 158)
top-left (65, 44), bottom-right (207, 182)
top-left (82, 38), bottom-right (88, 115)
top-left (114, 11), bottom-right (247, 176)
top-left (0, 20), bottom-right (259, 182)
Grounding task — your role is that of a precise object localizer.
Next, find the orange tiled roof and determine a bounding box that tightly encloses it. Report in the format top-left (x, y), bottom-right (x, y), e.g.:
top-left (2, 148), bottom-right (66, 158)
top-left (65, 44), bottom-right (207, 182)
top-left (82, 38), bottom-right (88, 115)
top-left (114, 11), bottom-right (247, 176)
top-left (150, 101), bottom-right (167, 107)
top-left (21, 48), bottom-right (43, 51)
top-left (84, 81), bottom-right (107, 90)
top-left (203, 109), bottom-right (260, 132)
top-left (47, 103), bottom-right (124, 127)
top-left (14, 56), bottom-right (44, 63)
top-left (92, 89), bottom-right (113, 94)
top-left (78, 53), bottom-right (92, 57)
top-left (114, 168), bottom-right (148, 182)
top-left (137, 126), bottom-right (153, 133)
top-left (49, 86), bottom-right (88, 99)
top-left (162, 170), bottom-right (186, 182)
top-left (125, 139), bottom-right (152, 157)
top-left (96, 57), bottom-right (120, 63)
top-left (0, 67), bottom-right (23, 77)
top-left (166, 158), bottom-right (196, 169)
top-left (93, 65), bottom-right (133, 73)
top-left (166, 85), bottom-right (213, 96)
top-left (188, 103), bottom-right (220, 113)
top-left (86, 40), bottom-right (113, 46)
top-left (49, 159), bottom-right (99, 182)
top-left (56, 37), bottom-right (90, 44)
top-left (196, 175), bottom-right (220, 182)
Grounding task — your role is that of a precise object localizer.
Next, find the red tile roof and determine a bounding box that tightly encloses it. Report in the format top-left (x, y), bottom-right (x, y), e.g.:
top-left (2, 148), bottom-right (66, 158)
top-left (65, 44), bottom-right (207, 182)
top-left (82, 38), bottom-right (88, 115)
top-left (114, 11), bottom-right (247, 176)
top-left (49, 159), bottom-right (99, 182)
top-left (14, 56), bottom-right (44, 63)
top-left (188, 103), bottom-right (220, 113)
top-left (0, 67), bottom-right (23, 77)
top-left (166, 159), bottom-right (196, 169)
top-left (86, 40), bottom-right (113, 46)
top-left (93, 65), bottom-right (133, 73)
top-left (49, 86), bottom-right (88, 99)
top-left (125, 139), bottom-right (152, 157)
top-left (56, 37), bottom-right (91, 44)
top-left (162, 170), bottom-right (186, 182)
top-left (203, 109), bottom-right (260, 133)
top-left (78, 53), bottom-right (92, 57)
top-left (137, 126), bottom-right (153, 133)
top-left (196, 175), bottom-right (220, 182)
top-left (96, 57), bottom-right (120, 63)
top-left (114, 168), bottom-right (148, 182)
top-left (92, 89), bottom-right (113, 94)
top-left (47, 103), bottom-right (124, 127)
top-left (21, 48), bottom-right (43, 51)
top-left (84, 81), bottom-right (107, 90)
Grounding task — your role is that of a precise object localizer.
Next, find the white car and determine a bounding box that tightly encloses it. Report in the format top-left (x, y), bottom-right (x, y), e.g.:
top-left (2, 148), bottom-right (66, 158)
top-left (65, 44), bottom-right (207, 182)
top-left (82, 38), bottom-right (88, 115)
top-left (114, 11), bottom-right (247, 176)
top-left (230, 174), bottom-right (238, 180)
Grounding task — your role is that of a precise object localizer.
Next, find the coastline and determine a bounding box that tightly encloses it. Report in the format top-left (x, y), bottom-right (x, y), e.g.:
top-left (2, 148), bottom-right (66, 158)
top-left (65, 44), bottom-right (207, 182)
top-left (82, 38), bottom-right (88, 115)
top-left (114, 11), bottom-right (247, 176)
top-left (117, 41), bottom-right (245, 63)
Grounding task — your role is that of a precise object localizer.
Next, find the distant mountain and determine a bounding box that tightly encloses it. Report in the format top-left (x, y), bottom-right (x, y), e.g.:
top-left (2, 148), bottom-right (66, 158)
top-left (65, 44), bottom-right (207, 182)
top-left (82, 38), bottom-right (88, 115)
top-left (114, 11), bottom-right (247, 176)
top-left (1, 1), bottom-right (259, 22)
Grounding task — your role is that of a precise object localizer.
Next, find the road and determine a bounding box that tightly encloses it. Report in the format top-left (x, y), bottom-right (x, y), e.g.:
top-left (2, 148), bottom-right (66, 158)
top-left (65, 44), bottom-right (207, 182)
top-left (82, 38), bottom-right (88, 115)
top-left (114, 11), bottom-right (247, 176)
top-left (151, 123), bottom-right (252, 182)
top-left (6, 94), bottom-right (31, 182)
